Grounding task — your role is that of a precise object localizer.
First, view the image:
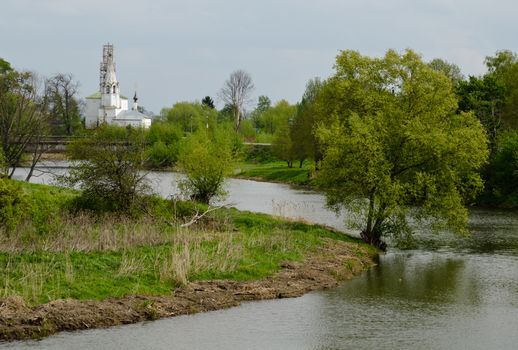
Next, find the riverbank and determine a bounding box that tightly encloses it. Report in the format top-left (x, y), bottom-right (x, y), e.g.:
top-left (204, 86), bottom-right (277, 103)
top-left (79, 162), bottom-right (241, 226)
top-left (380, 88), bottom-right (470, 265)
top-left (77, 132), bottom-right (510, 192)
top-left (0, 238), bottom-right (375, 341)
top-left (235, 160), bottom-right (315, 187)
top-left (0, 181), bottom-right (377, 341)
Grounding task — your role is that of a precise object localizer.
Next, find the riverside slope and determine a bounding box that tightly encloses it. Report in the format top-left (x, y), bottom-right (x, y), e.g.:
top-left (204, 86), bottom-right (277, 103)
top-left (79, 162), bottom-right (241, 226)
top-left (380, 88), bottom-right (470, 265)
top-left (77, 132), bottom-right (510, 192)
top-left (0, 238), bottom-right (375, 341)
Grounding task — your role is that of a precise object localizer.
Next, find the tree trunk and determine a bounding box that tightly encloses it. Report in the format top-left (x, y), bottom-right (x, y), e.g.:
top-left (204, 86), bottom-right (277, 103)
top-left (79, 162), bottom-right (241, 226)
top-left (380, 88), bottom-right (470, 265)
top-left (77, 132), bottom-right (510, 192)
top-left (234, 108), bottom-right (240, 132)
top-left (299, 159), bottom-right (304, 168)
top-left (362, 191), bottom-right (387, 251)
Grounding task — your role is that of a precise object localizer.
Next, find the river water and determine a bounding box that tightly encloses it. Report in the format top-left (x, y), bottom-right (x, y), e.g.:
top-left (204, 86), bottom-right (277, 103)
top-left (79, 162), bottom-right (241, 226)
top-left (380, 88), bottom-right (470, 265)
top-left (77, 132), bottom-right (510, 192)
top-left (2, 168), bottom-right (518, 349)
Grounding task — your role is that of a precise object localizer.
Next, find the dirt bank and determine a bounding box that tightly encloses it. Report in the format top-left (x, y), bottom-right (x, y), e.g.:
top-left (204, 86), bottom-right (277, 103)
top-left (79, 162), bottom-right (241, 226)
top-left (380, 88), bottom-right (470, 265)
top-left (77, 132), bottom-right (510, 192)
top-left (0, 238), bottom-right (376, 341)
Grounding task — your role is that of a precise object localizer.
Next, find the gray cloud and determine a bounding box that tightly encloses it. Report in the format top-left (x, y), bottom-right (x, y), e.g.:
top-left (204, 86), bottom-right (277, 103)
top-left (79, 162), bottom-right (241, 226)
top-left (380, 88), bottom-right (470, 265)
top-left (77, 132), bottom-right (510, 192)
top-left (1, 0), bottom-right (516, 113)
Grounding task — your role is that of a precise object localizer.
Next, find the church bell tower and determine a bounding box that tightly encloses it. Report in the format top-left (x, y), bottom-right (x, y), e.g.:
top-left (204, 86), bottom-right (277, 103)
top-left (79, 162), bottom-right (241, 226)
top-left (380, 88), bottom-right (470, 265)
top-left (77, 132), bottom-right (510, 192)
top-left (99, 44), bottom-right (120, 121)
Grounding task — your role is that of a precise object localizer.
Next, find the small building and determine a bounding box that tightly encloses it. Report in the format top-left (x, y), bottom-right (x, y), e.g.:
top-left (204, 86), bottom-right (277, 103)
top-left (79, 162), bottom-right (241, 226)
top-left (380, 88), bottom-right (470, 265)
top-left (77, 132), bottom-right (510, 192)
top-left (84, 44), bottom-right (151, 128)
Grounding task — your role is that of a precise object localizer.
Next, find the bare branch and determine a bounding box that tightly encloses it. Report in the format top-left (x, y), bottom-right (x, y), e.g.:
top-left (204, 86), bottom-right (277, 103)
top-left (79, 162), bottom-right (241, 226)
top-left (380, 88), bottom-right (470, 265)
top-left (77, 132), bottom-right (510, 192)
top-left (218, 70), bottom-right (254, 131)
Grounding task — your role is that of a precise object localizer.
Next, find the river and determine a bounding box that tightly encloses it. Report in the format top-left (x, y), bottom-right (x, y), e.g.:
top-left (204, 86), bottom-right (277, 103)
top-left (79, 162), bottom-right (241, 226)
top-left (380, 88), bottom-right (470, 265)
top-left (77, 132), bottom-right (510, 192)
top-left (2, 167), bottom-right (518, 349)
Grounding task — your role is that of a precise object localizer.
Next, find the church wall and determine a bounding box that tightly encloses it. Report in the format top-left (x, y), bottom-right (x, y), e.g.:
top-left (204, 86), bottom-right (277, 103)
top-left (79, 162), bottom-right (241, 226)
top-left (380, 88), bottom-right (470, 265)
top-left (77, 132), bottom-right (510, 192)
top-left (84, 98), bottom-right (101, 128)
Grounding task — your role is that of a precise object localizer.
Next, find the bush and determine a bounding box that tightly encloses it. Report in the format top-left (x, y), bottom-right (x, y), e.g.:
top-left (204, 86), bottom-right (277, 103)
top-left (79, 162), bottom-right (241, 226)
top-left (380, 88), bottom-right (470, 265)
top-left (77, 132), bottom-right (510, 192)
top-left (147, 141), bottom-right (179, 168)
top-left (239, 119), bottom-right (257, 141)
top-left (61, 125), bottom-right (151, 213)
top-left (146, 121), bottom-right (182, 168)
top-left (0, 178), bottom-right (29, 231)
top-left (177, 127), bottom-right (236, 204)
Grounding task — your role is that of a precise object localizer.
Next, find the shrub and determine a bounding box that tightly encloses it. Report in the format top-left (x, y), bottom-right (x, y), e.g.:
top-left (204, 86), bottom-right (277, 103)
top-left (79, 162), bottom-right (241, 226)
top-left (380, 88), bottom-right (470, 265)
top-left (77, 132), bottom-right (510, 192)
top-left (147, 141), bottom-right (179, 168)
top-left (61, 125), bottom-right (151, 213)
top-left (146, 122), bottom-right (182, 168)
top-left (0, 179), bottom-right (29, 231)
top-left (177, 127), bottom-right (235, 204)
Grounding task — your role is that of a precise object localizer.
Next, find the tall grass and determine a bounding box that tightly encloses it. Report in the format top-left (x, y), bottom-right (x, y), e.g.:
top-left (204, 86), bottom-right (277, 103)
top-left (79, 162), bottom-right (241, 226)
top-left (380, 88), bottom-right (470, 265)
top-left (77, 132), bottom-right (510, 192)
top-left (158, 229), bottom-right (243, 286)
top-left (0, 217), bottom-right (331, 304)
top-left (0, 213), bottom-right (175, 253)
top-left (0, 182), bottom-right (370, 305)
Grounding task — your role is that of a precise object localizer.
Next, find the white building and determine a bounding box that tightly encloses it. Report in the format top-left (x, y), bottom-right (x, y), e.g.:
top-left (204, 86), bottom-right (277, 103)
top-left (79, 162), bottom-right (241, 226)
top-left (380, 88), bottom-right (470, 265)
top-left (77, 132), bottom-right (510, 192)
top-left (84, 44), bottom-right (151, 128)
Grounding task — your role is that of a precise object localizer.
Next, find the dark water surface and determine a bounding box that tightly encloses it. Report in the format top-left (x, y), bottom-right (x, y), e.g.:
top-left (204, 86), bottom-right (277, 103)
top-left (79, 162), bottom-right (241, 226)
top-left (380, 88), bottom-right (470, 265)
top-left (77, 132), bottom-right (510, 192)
top-left (3, 168), bottom-right (518, 349)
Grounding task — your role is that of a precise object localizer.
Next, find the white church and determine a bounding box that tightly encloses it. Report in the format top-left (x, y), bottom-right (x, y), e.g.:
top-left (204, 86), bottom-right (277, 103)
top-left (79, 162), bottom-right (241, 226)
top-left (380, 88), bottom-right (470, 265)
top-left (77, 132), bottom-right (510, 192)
top-left (84, 44), bottom-right (152, 128)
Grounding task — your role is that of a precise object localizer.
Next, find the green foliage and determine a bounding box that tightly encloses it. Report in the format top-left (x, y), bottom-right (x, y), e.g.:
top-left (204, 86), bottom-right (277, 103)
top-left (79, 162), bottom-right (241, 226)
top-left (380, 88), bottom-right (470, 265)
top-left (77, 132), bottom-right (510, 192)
top-left (0, 69), bottom-right (49, 178)
top-left (290, 78), bottom-right (324, 165)
top-left (160, 101), bottom-right (217, 134)
top-left (146, 121), bottom-right (182, 168)
top-left (0, 148), bottom-right (6, 176)
top-left (243, 144), bottom-right (276, 163)
top-left (486, 130), bottom-right (518, 206)
top-left (428, 58), bottom-right (464, 86)
top-left (485, 51), bottom-right (518, 130)
top-left (239, 119), bottom-right (257, 141)
top-left (456, 74), bottom-right (505, 151)
top-left (62, 125), bottom-right (150, 213)
top-left (254, 100), bottom-right (296, 135)
top-left (0, 179), bottom-right (29, 231)
top-left (457, 50), bottom-right (518, 151)
top-left (316, 49), bottom-right (489, 248)
top-left (250, 95), bottom-right (272, 129)
top-left (177, 127), bottom-right (236, 204)
top-left (0, 181), bottom-right (373, 305)
top-left (201, 96), bottom-right (215, 109)
top-left (217, 103), bottom-right (234, 123)
top-left (45, 73), bottom-right (83, 136)
top-left (272, 120), bottom-right (295, 167)
top-left (0, 58), bottom-right (12, 74)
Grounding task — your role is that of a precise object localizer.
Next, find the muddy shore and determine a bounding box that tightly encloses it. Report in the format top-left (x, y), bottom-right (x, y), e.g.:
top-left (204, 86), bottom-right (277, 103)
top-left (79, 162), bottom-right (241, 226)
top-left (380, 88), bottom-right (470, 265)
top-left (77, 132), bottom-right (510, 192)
top-left (0, 239), bottom-right (376, 341)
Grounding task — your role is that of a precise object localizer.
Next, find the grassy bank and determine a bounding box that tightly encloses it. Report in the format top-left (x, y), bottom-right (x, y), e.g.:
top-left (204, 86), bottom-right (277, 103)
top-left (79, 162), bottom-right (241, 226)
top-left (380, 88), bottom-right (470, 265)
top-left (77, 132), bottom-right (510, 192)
top-left (236, 160), bottom-right (315, 186)
top-left (0, 181), bottom-right (375, 307)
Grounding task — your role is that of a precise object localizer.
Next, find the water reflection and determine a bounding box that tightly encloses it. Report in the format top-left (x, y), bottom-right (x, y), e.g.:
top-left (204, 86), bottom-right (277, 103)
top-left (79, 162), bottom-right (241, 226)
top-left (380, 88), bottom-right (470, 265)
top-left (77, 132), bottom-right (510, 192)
top-left (313, 251), bottom-right (518, 350)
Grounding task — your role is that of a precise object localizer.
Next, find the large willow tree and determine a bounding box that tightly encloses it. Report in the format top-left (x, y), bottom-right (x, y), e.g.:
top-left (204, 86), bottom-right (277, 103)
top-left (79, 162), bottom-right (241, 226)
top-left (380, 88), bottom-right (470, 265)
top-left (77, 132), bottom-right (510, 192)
top-left (315, 50), bottom-right (488, 249)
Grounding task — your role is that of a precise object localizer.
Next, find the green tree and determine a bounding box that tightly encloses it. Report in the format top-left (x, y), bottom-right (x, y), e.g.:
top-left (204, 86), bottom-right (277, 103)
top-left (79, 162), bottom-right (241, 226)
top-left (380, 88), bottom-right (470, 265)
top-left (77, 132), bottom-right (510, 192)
top-left (201, 96), bottom-right (215, 109)
top-left (0, 58), bottom-right (12, 74)
top-left (255, 95), bottom-right (271, 114)
top-left (291, 78), bottom-right (323, 168)
top-left (256, 100), bottom-right (295, 135)
top-left (428, 58), bottom-right (464, 86)
top-left (45, 73), bottom-right (83, 136)
top-left (146, 121), bottom-right (183, 168)
top-left (456, 74), bottom-right (505, 152)
top-left (177, 126), bottom-right (236, 204)
top-left (250, 95), bottom-right (271, 130)
top-left (0, 70), bottom-right (50, 179)
top-left (272, 120), bottom-right (295, 167)
top-left (62, 125), bottom-right (150, 212)
top-left (161, 101), bottom-right (217, 134)
top-left (484, 50), bottom-right (518, 130)
top-left (316, 49), bottom-right (488, 249)
top-left (485, 130), bottom-right (518, 206)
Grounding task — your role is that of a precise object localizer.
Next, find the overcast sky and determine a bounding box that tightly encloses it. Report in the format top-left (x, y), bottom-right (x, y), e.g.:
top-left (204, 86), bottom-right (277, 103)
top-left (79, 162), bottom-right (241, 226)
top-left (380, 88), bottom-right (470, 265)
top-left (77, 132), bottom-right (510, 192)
top-left (1, 0), bottom-right (516, 114)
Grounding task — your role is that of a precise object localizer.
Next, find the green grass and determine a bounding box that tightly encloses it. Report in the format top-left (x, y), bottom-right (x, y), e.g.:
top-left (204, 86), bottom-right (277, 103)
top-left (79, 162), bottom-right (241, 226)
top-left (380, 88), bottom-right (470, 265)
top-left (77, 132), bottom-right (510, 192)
top-left (236, 160), bottom-right (315, 186)
top-left (0, 181), bottom-right (373, 305)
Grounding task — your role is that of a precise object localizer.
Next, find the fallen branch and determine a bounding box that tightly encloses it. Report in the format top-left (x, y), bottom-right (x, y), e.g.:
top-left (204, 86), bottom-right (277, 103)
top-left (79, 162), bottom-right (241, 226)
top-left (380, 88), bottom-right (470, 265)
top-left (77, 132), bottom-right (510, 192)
top-left (141, 200), bottom-right (234, 228)
top-left (180, 204), bottom-right (231, 228)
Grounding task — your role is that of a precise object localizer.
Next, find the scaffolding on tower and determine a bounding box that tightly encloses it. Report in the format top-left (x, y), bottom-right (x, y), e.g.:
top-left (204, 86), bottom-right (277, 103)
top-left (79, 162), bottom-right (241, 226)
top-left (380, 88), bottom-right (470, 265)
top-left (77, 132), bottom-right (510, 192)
top-left (99, 44), bottom-right (115, 92)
